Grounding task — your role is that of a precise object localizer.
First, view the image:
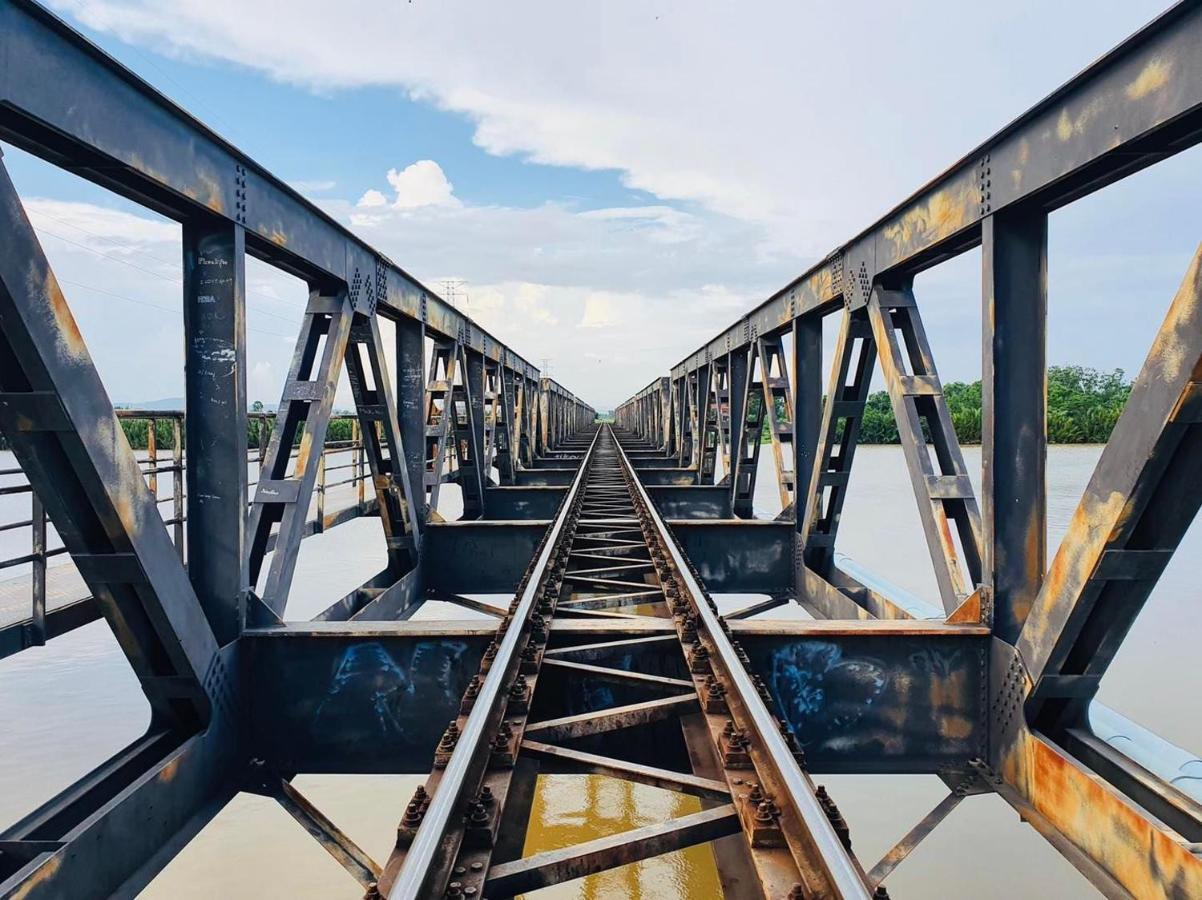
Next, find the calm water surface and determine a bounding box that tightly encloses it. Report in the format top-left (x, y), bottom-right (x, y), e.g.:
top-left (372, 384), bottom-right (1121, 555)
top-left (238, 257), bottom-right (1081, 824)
top-left (1, 446), bottom-right (1196, 897)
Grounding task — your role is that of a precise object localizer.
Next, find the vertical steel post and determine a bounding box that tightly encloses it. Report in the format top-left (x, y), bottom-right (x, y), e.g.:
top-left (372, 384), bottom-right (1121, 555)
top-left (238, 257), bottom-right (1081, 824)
top-left (316, 447), bottom-right (326, 533)
top-left (726, 349), bottom-right (749, 507)
top-left (793, 317), bottom-right (822, 530)
top-left (464, 349), bottom-right (487, 516)
top-left (396, 316), bottom-right (427, 527)
top-left (147, 416), bottom-right (158, 498)
top-left (353, 418), bottom-right (365, 507)
top-left (731, 346), bottom-right (763, 518)
top-left (697, 362), bottom-right (716, 483)
top-left (538, 378), bottom-right (550, 455)
top-left (30, 491), bottom-right (45, 646)
top-left (982, 209), bottom-right (1048, 641)
top-left (183, 219), bottom-right (247, 645)
top-left (172, 416), bottom-right (184, 558)
top-left (497, 365), bottom-right (517, 483)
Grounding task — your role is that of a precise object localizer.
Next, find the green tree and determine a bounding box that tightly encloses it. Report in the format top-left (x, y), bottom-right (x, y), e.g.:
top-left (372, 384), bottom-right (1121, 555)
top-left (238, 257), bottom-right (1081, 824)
top-left (749, 365), bottom-right (1130, 446)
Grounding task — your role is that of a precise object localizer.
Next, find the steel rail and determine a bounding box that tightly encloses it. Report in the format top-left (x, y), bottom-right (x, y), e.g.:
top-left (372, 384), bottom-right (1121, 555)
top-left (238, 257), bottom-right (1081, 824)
top-left (388, 427), bottom-right (601, 899)
top-left (612, 428), bottom-right (872, 898)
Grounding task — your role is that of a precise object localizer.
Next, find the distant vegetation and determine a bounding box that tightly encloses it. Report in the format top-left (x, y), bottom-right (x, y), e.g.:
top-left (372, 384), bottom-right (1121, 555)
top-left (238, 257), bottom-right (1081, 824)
top-left (0, 369), bottom-right (1134, 453)
top-left (0, 401), bottom-right (362, 453)
top-left (753, 366), bottom-right (1131, 445)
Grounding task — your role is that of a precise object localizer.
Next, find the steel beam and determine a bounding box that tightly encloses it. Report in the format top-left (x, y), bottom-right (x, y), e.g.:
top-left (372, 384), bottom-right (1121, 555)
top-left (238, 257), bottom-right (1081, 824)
top-left (183, 218), bottom-right (247, 645)
top-left (981, 209), bottom-right (1049, 643)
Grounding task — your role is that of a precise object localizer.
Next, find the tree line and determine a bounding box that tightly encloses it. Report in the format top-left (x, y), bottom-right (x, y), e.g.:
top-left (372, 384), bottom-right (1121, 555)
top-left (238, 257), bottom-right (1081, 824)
top-left (0, 408), bottom-right (362, 453)
top-left (753, 365), bottom-right (1130, 445)
top-left (0, 366), bottom-right (1132, 453)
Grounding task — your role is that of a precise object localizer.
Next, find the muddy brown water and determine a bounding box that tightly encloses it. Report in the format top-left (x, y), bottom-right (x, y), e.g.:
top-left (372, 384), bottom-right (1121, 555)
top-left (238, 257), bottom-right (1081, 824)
top-left (1, 446), bottom-right (1196, 897)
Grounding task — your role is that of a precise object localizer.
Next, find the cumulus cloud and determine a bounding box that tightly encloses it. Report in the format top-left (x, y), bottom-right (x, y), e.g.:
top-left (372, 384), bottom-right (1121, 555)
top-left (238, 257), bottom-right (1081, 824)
top-left (356, 188), bottom-right (388, 208)
top-left (385, 160), bottom-right (459, 209)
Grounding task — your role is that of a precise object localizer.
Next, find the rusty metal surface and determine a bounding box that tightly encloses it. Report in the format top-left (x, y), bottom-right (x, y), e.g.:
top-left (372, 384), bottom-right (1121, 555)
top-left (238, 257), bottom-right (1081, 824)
top-left (2, 1), bottom-right (1202, 896)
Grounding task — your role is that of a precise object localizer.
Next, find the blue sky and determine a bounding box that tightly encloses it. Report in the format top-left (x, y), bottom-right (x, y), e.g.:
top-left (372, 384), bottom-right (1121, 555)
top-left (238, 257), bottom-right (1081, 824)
top-left (6, 16), bottom-right (649, 212)
top-left (5, 0), bottom-right (1199, 410)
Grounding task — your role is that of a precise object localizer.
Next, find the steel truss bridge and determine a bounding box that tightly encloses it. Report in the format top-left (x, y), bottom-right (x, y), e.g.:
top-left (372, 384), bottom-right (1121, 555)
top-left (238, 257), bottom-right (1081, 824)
top-left (0, 0), bottom-right (1200, 896)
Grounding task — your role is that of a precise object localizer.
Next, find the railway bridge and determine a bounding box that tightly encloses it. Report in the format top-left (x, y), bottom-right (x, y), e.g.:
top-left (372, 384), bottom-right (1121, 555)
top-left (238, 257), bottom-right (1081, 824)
top-left (0, 0), bottom-right (1201, 897)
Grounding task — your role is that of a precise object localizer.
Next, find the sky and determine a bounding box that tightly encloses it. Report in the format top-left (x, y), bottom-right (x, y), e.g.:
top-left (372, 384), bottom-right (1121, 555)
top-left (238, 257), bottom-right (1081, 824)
top-left (5, 0), bottom-right (1201, 411)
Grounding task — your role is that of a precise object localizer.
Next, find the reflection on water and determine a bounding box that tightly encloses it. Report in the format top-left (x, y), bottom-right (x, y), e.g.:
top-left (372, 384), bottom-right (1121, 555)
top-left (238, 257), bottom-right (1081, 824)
top-left (520, 775), bottom-right (722, 899)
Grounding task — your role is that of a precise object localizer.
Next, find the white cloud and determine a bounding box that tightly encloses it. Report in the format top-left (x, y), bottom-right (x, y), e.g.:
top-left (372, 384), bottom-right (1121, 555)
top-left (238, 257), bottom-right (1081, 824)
top-left (579, 294), bottom-right (619, 329)
top-left (511, 284), bottom-right (556, 325)
top-left (337, 189), bottom-right (779, 299)
top-left (12, 189), bottom-right (766, 408)
top-left (385, 160), bottom-right (459, 210)
top-left (47, 0), bottom-right (1169, 246)
top-left (248, 360), bottom-right (278, 406)
top-left (356, 188), bottom-right (388, 208)
top-left (25, 197), bottom-right (177, 262)
top-left (289, 178), bottom-right (336, 193)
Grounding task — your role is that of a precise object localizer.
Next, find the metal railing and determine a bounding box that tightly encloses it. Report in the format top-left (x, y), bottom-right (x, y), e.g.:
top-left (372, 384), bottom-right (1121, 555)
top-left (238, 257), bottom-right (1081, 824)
top-left (0, 409), bottom-right (370, 656)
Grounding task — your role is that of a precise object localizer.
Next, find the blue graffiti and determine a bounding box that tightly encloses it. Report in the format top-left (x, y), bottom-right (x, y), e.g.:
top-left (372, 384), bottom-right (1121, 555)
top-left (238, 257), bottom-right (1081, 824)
top-left (767, 641), bottom-right (888, 748)
top-left (312, 640), bottom-right (469, 744)
top-left (907, 647), bottom-right (963, 676)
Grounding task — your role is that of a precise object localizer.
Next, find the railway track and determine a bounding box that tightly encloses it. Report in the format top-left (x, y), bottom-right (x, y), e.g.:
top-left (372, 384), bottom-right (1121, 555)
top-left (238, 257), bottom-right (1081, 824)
top-left (378, 425), bottom-right (876, 899)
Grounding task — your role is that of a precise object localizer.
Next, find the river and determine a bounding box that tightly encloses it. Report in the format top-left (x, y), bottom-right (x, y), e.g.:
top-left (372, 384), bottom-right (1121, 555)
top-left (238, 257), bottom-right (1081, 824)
top-left (0, 445), bottom-right (1196, 897)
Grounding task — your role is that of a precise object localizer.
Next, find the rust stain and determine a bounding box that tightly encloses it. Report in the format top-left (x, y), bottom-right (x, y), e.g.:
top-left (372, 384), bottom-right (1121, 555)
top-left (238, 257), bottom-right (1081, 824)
top-left (1011, 139), bottom-right (1030, 192)
top-left (1022, 735), bottom-right (1202, 897)
top-left (813, 267), bottom-right (833, 304)
top-left (1055, 97), bottom-right (1107, 143)
top-left (93, 412), bottom-right (149, 536)
top-left (1125, 57), bottom-right (1173, 101)
top-left (295, 431), bottom-right (314, 473)
top-left (1144, 245), bottom-right (1202, 385)
top-left (945, 589), bottom-right (981, 625)
top-left (928, 667), bottom-right (967, 711)
top-left (882, 184), bottom-right (975, 254)
top-left (270, 229), bottom-right (288, 247)
top-left (1025, 486), bottom-right (1127, 657)
top-left (1055, 110), bottom-right (1074, 142)
top-left (39, 269), bottom-right (89, 362)
top-left (11, 855), bottom-right (61, 900)
top-left (184, 170), bottom-right (226, 215)
top-left (159, 756), bottom-right (182, 783)
top-left (945, 715), bottom-right (973, 740)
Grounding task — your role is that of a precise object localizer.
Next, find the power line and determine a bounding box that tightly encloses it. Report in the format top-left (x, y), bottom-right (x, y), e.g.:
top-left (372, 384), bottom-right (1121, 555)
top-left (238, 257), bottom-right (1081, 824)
top-left (57, 277), bottom-right (296, 340)
top-left (35, 222), bottom-right (305, 331)
top-left (32, 209), bottom-right (303, 314)
top-left (441, 279), bottom-right (468, 310)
